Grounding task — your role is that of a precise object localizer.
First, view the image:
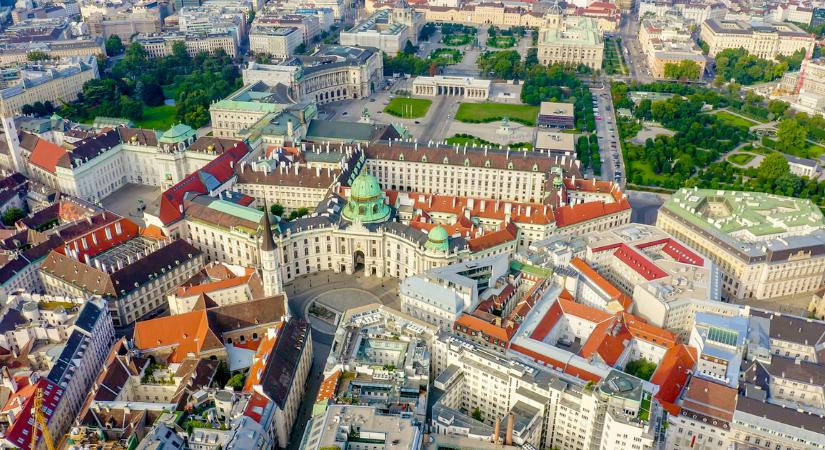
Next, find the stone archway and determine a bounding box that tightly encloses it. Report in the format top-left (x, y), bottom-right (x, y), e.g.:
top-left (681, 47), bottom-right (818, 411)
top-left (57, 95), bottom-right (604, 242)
top-left (353, 250), bottom-right (365, 273)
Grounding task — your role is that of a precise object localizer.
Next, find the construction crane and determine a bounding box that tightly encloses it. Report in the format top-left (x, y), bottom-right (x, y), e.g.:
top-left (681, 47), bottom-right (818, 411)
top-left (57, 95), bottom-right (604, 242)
top-left (30, 389), bottom-right (56, 450)
top-left (794, 44), bottom-right (816, 95)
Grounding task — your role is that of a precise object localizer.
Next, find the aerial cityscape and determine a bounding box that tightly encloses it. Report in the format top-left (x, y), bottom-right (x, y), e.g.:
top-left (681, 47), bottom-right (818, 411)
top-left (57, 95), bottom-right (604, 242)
top-left (1, 0), bottom-right (825, 447)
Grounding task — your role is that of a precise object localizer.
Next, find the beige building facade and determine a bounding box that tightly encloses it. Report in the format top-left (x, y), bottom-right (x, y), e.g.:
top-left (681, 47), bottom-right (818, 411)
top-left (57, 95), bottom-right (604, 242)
top-left (536, 7), bottom-right (603, 70)
top-left (657, 189), bottom-right (825, 302)
top-left (135, 31), bottom-right (239, 58)
top-left (0, 57), bottom-right (99, 116)
top-left (699, 19), bottom-right (815, 59)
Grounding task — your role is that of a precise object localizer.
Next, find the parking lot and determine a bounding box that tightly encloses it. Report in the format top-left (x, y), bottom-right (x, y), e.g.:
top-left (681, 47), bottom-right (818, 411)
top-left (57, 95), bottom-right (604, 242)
top-left (591, 85), bottom-right (624, 185)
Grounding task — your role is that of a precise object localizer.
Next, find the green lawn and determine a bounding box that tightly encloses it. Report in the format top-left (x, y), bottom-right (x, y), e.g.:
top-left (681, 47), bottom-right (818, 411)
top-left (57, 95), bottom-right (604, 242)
top-left (443, 34), bottom-right (473, 46)
top-left (639, 395), bottom-right (651, 422)
top-left (446, 134), bottom-right (533, 149)
top-left (713, 111), bottom-right (757, 129)
top-left (487, 36), bottom-right (516, 48)
top-left (455, 103), bottom-right (540, 126)
top-left (728, 152), bottom-right (755, 166)
top-left (135, 105), bottom-right (177, 130)
top-left (384, 97), bottom-right (432, 118)
top-left (429, 48), bottom-right (462, 64)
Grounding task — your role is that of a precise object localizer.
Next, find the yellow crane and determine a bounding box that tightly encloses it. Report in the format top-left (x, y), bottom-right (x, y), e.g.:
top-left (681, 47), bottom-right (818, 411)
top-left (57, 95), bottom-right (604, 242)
top-left (30, 388), bottom-right (56, 450)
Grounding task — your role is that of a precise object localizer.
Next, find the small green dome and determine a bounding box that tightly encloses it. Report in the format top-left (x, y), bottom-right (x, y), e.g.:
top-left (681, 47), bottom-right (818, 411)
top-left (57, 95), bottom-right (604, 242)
top-left (425, 225), bottom-right (450, 252)
top-left (159, 123), bottom-right (195, 143)
top-left (350, 172), bottom-right (383, 202)
top-left (342, 171), bottom-right (391, 223)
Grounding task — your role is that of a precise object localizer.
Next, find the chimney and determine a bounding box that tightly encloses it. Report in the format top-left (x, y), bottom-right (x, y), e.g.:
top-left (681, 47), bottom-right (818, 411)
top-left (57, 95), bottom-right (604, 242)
top-left (505, 413), bottom-right (514, 445)
top-left (493, 418), bottom-right (500, 444)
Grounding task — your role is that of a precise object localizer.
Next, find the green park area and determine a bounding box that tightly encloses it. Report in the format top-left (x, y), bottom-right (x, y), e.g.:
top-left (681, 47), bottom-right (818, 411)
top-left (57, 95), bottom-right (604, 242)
top-left (441, 24), bottom-right (476, 46)
top-left (455, 103), bottom-right (539, 126)
top-left (384, 97), bottom-right (432, 119)
top-left (727, 152), bottom-right (756, 166)
top-left (135, 105), bottom-right (177, 130)
top-left (487, 35), bottom-right (516, 48)
top-left (446, 134), bottom-right (531, 149)
top-left (713, 111), bottom-right (758, 129)
top-left (602, 38), bottom-right (627, 75)
top-left (429, 48), bottom-right (462, 65)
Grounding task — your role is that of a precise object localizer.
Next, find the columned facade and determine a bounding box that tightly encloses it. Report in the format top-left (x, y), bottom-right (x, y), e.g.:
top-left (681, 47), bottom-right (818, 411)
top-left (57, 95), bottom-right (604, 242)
top-left (412, 75), bottom-right (490, 99)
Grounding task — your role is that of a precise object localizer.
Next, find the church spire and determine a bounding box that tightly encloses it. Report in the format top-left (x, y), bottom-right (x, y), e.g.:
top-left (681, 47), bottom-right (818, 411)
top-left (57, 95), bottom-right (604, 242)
top-left (261, 201), bottom-right (276, 252)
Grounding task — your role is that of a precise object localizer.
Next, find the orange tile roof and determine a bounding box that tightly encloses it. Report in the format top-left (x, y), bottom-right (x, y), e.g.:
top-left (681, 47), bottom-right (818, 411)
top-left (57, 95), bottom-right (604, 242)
top-left (555, 199), bottom-right (630, 228)
top-left (0, 383), bottom-right (35, 413)
top-left (455, 313), bottom-right (513, 342)
top-left (621, 312), bottom-right (677, 347)
top-left (530, 298), bottom-right (564, 341)
top-left (570, 258), bottom-right (623, 300)
top-left (29, 138), bottom-right (68, 173)
top-left (176, 272), bottom-right (254, 297)
top-left (141, 224), bottom-right (167, 240)
top-left (316, 371), bottom-right (341, 403)
top-left (651, 344), bottom-right (697, 406)
top-left (680, 377), bottom-right (737, 421)
top-left (244, 327), bottom-right (280, 392)
top-left (558, 297), bottom-right (613, 323)
top-left (467, 222), bottom-right (519, 252)
top-left (580, 318), bottom-right (632, 366)
top-left (133, 310), bottom-right (220, 363)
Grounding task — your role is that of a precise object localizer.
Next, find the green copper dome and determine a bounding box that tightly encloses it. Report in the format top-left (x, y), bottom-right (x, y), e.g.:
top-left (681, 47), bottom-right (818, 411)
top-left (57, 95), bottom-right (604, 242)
top-left (342, 172), bottom-right (391, 223)
top-left (159, 123), bottom-right (196, 144)
top-left (425, 225), bottom-right (450, 252)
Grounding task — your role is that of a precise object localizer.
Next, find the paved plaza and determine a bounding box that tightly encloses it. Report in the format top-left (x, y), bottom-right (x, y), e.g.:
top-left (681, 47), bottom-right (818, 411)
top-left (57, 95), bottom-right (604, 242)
top-left (100, 183), bottom-right (161, 226)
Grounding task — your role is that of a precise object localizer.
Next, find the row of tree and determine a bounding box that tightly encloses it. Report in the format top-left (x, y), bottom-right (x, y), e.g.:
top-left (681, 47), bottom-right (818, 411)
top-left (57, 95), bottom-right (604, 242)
top-left (576, 134), bottom-right (601, 175)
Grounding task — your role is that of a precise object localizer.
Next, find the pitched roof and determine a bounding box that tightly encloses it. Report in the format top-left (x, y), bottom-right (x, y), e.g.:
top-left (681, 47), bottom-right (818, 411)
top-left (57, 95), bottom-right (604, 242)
top-left (134, 295), bottom-right (287, 363)
top-left (252, 319), bottom-right (309, 409)
top-left (651, 344), bottom-right (697, 413)
top-left (680, 377), bottom-right (737, 422)
top-left (133, 309), bottom-right (218, 363)
top-left (29, 138), bottom-right (68, 173)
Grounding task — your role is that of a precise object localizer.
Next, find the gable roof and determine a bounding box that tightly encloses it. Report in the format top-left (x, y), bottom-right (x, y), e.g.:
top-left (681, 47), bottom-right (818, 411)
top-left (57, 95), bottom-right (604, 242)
top-left (29, 138), bottom-right (68, 173)
top-left (134, 295), bottom-right (287, 363)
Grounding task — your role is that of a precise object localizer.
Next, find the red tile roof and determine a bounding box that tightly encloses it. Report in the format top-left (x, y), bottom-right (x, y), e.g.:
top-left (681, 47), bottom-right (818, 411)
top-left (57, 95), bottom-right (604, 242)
top-left (58, 217), bottom-right (140, 262)
top-left (613, 244), bottom-right (668, 281)
top-left (316, 371), bottom-right (341, 403)
top-left (2, 379), bottom-right (62, 449)
top-left (680, 377), bottom-right (737, 421)
top-left (243, 391), bottom-right (271, 424)
top-left (651, 344), bottom-right (697, 409)
top-left (244, 326), bottom-right (280, 392)
top-left (467, 222), bottom-right (518, 252)
top-left (29, 138), bottom-right (68, 173)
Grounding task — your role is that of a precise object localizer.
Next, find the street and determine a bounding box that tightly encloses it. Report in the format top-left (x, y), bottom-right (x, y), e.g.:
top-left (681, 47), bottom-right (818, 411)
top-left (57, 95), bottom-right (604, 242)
top-left (285, 270), bottom-right (401, 450)
top-left (591, 84), bottom-right (625, 184)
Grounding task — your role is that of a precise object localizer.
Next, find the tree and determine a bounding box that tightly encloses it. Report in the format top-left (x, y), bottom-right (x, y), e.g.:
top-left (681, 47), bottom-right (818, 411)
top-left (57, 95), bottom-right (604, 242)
top-left (142, 82), bottom-right (166, 106)
top-left (634, 99), bottom-right (653, 121)
top-left (27, 50), bottom-right (49, 61)
top-left (1, 208), bottom-right (25, 226)
top-left (758, 153), bottom-right (790, 181)
top-left (105, 34), bottom-right (124, 56)
top-left (776, 118), bottom-right (807, 154)
top-left (270, 203), bottom-right (285, 217)
top-left (663, 60), bottom-right (701, 80)
top-left (625, 358), bottom-right (657, 381)
top-left (120, 95), bottom-right (144, 121)
top-left (226, 372), bottom-right (246, 391)
top-left (21, 104), bottom-right (35, 116)
top-left (471, 407), bottom-right (484, 422)
top-left (403, 40), bottom-right (416, 55)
